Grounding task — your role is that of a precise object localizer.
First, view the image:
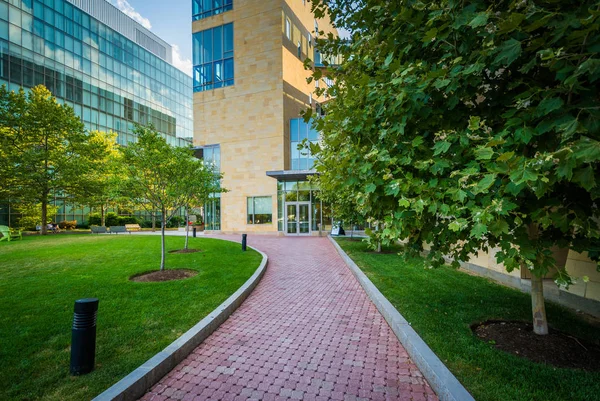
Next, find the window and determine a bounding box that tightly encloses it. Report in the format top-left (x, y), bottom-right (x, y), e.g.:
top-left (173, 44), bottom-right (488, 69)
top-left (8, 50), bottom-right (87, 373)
top-left (193, 23), bottom-right (233, 92)
top-left (193, 0), bottom-right (233, 21)
top-left (247, 196), bottom-right (273, 224)
top-left (290, 118), bottom-right (319, 170)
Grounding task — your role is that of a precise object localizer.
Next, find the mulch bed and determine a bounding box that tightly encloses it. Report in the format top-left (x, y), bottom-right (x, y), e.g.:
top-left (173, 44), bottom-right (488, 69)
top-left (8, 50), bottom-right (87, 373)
top-left (168, 249), bottom-right (202, 254)
top-left (473, 320), bottom-right (600, 371)
top-left (130, 269), bottom-right (198, 282)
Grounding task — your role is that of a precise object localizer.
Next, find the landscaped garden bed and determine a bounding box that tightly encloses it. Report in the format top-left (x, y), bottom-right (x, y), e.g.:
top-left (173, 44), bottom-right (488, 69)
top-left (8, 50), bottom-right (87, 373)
top-left (0, 235), bottom-right (262, 401)
top-left (336, 238), bottom-right (600, 401)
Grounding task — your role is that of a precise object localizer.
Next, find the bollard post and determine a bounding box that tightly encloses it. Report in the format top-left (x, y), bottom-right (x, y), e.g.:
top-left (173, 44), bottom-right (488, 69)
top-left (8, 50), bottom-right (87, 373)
top-left (70, 298), bottom-right (99, 375)
top-left (193, 227), bottom-right (197, 238)
top-left (242, 234), bottom-right (247, 251)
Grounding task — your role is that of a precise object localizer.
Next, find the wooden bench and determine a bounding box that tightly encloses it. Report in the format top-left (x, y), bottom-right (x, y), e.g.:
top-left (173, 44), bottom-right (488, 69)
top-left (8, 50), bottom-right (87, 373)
top-left (109, 226), bottom-right (130, 234)
top-left (125, 224), bottom-right (141, 232)
top-left (0, 225), bottom-right (22, 242)
top-left (91, 226), bottom-right (108, 234)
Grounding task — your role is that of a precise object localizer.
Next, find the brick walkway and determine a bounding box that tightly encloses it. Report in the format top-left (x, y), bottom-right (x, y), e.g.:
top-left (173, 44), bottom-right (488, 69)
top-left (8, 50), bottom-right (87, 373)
top-left (140, 236), bottom-right (438, 401)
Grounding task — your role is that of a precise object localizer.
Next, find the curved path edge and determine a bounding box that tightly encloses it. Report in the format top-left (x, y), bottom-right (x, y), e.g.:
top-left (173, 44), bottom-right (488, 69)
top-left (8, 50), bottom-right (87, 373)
top-left (92, 241), bottom-right (268, 401)
top-left (328, 235), bottom-right (476, 401)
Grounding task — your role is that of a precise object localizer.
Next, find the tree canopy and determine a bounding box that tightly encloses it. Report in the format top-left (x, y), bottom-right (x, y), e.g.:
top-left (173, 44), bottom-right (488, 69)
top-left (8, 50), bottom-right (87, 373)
top-left (123, 124), bottom-right (222, 270)
top-left (309, 0), bottom-right (600, 334)
top-left (0, 85), bottom-right (116, 234)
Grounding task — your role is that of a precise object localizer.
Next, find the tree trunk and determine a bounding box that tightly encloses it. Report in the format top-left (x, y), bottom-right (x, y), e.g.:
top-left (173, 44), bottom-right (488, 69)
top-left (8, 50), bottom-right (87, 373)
top-left (41, 197), bottom-right (48, 235)
top-left (100, 205), bottom-right (105, 227)
top-left (160, 209), bottom-right (166, 271)
top-left (377, 241), bottom-right (382, 253)
top-left (184, 210), bottom-right (190, 250)
top-left (531, 274), bottom-right (549, 335)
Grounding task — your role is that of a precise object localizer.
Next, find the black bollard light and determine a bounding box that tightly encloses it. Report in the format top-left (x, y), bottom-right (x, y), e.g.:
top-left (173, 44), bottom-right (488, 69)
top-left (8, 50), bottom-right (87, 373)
top-left (70, 298), bottom-right (99, 375)
top-left (193, 227), bottom-right (197, 238)
top-left (242, 234), bottom-right (247, 251)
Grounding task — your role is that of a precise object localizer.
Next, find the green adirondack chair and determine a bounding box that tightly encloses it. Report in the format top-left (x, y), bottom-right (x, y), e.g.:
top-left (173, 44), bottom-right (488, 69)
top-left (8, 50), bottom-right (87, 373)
top-left (0, 225), bottom-right (22, 242)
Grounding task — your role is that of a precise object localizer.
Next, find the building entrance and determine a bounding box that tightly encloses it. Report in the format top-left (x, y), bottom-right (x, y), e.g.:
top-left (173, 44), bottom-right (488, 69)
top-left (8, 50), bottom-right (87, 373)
top-left (285, 202), bottom-right (311, 235)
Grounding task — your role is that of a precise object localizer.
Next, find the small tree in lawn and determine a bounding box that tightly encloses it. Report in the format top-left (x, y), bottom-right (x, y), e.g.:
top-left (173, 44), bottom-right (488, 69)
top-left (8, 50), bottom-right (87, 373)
top-left (123, 124), bottom-right (219, 270)
top-left (0, 85), bottom-right (113, 235)
top-left (310, 0), bottom-right (600, 335)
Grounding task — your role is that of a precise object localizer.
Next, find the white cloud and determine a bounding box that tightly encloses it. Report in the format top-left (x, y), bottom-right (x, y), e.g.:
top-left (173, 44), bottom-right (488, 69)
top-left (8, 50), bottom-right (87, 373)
top-left (110, 0), bottom-right (152, 30)
top-left (171, 44), bottom-right (193, 77)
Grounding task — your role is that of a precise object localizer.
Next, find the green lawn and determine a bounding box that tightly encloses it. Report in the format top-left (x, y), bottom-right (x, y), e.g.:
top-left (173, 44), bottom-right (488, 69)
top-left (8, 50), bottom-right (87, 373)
top-left (0, 235), bottom-right (262, 401)
top-left (336, 238), bottom-right (600, 401)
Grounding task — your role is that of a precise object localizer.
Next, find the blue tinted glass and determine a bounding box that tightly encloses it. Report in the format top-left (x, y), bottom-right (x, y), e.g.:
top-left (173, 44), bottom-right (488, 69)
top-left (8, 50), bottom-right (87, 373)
top-left (33, 2), bottom-right (43, 19)
top-left (0, 21), bottom-right (7, 41)
top-left (212, 25), bottom-right (222, 60)
top-left (202, 29), bottom-right (212, 63)
top-left (224, 23), bottom-right (233, 53)
top-left (290, 119), bottom-right (299, 141)
top-left (192, 32), bottom-right (201, 65)
top-left (0, 3), bottom-right (7, 21)
top-left (308, 127), bottom-right (319, 141)
top-left (224, 57), bottom-right (233, 80)
top-left (214, 60), bottom-right (222, 83)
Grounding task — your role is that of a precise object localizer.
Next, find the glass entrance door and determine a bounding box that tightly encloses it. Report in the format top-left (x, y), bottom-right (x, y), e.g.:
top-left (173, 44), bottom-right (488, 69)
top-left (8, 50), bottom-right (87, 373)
top-left (285, 202), bottom-right (311, 235)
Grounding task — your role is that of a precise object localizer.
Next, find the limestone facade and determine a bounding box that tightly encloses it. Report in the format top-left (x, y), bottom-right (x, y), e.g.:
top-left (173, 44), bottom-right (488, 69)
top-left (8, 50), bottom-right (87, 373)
top-left (192, 0), bottom-right (337, 235)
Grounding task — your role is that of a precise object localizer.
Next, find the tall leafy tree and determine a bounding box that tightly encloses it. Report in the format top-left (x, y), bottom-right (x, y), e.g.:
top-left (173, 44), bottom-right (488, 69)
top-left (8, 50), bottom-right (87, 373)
top-left (0, 85), bottom-right (114, 234)
top-left (123, 125), bottom-right (221, 270)
top-left (309, 0), bottom-right (600, 334)
top-left (72, 131), bottom-right (126, 227)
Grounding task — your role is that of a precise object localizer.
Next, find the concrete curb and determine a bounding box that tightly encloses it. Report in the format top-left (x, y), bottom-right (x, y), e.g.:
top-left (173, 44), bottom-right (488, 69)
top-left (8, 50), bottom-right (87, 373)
top-left (92, 240), bottom-right (268, 401)
top-left (328, 236), bottom-right (475, 401)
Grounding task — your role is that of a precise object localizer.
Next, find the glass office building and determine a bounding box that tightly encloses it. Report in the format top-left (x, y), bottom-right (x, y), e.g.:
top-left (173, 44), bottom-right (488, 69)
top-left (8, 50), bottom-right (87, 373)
top-left (0, 0), bottom-right (193, 226)
top-left (0, 0), bottom-right (192, 146)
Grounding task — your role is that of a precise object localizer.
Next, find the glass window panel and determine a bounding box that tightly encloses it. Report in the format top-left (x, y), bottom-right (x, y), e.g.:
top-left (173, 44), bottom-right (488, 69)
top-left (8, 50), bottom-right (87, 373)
top-left (202, 29), bottom-right (212, 64)
top-left (223, 23), bottom-right (233, 53)
top-left (223, 57), bottom-right (233, 80)
top-left (290, 118), bottom-right (299, 141)
top-left (21, 29), bottom-right (32, 50)
top-left (247, 197), bottom-right (254, 224)
top-left (0, 3), bottom-right (7, 21)
top-left (9, 6), bottom-right (21, 27)
top-left (9, 24), bottom-right (21, 45)
top-left (212, 25), bottom-right (222, 60)
top-left (0, 21), bottom-right (8, 40)
top-left (308, 126), bottom-right (319, 141)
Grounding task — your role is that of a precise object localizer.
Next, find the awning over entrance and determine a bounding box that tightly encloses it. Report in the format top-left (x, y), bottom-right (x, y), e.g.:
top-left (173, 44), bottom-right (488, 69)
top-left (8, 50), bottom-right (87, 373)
top-left (266, 170), bottom-right (318, 181)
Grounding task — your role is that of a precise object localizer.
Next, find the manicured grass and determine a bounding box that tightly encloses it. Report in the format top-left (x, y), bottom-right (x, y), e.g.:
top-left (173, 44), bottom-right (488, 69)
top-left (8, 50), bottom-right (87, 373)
top-left (336, 238), bottom-right (600, 401)
top-left (0, 235), bottom-right (262, 401)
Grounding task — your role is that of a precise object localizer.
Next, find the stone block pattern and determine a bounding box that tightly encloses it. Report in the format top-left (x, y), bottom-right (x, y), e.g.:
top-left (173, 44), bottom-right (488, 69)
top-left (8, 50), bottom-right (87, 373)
top-left (139, 236), bottom-right (438, 401)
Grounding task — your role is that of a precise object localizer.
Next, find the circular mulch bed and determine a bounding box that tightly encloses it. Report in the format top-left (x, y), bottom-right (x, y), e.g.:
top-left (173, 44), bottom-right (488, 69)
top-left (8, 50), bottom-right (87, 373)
top-left (130, 269), bottom-right (198, 282)
top-left (472, 320), bottom-right (600, 371)
top-left (168, 249), bottom-right (202, 254)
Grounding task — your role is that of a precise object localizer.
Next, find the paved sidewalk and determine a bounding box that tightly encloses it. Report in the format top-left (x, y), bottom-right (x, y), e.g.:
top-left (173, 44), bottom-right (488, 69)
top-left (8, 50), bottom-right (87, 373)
top-left (140, 236), bottom-right (438, 401)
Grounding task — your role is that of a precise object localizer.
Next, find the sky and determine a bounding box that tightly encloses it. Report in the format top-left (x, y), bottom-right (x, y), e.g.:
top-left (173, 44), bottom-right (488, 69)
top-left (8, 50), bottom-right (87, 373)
top-left (107, 0), bottom-right (351, 77)
top-left (108, 0), bottom-right (194, 76)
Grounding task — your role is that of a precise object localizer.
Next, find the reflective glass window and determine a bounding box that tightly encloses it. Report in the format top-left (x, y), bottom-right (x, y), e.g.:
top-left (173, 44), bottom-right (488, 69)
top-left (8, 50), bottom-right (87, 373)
top-left (193, 23), bottom-right (233, 92)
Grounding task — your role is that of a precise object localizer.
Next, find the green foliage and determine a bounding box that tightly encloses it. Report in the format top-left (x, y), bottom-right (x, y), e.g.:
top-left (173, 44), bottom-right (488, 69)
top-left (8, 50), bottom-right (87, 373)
top-left (310, 0), bottom-right (600, 282)
top-left (88, 212), bottom-right (141, 227)
top-left (122, 124), bottom-right (223, 269)
top-left (0, 85), bottom-right (116, 235)
top-left (13, 202), bottom-right (59, 230)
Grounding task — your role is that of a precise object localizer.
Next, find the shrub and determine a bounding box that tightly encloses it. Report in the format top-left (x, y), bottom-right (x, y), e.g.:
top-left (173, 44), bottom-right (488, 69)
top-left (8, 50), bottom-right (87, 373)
top-left (141, 220), bottom-right (154, 228)
top-left (118, 216), bottom-right (141, 225)
top-left (59, 220), bottom-right (77, 230)
top-left (87, 213), bottom-right (101, 226)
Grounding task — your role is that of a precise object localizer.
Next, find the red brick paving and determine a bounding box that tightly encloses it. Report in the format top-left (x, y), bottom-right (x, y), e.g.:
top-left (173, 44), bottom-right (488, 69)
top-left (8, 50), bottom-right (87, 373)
top-left (139, 236), bottom-right (438, 401)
